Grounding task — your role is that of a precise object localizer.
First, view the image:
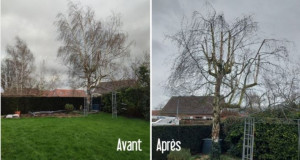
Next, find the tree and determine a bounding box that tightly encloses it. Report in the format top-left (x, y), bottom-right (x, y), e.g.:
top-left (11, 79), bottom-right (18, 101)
top-left (55, 2), bottom-right (131, 110)
top-left (36, 60), bottom-right (47, 90)
top-left (136, 64), bottom-right (150, 120)
top-left (1, 37), bottom-right (35, 94)
top-left (167, 6), bottom-right (289, 158)
top-left (34, 60), bottom-right (62, 91)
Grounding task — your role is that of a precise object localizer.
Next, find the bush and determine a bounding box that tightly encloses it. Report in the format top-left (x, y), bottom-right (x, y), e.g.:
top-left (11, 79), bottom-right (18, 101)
top-left (167, 148), bottom-right (191, 160)
top-left (223, 117), bottom-right (244, 157)
top-left (102, 86), bottom-right (149, 120)
top-left (65, 104), bottom-right (74, 112)
top-left (223, 117), bottom-right (298, 159)
top-left (210, 142), bottom-right (221, 160)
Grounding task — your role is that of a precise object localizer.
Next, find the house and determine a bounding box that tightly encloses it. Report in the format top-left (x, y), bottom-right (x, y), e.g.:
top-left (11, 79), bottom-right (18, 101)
top-left (160, 96), bottom-right (218, 120)
top-left (92, 79), bottom-right (137, 95)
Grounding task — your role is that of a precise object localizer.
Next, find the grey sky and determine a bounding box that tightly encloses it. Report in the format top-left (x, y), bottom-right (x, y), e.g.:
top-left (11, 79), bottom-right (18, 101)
top-left (152, 0), bottom-right (300, 110)
top-left (1, 0), bottom-right (149, 88)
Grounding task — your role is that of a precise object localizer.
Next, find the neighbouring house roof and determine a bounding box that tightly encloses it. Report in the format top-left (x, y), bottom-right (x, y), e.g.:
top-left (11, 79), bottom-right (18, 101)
top-left (152, 110), bottom-right (161, 116)
top-left (160, 96), bottom-right (219, 115)
top-left (1, 88), bottom-right (43, 97)
top-left (92, 79), bottom-right (137, 95)
top-left (44, 89), bottom-right (86, 97)
top-left (1, 88), bottom-right (86, 98)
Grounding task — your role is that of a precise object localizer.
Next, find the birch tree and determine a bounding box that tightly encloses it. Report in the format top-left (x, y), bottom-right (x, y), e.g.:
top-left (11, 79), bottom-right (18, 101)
top-left (55, 2), bottom-right (131, 110)
top-left (167, 7), bottom-right (289, 158)
top-left (1, 37), bottom-right (35, 94)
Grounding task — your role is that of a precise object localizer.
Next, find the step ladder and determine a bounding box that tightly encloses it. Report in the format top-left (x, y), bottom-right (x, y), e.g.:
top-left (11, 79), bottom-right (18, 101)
top-left (242, 117), bottom-right (255, 160)
top-left (112, 92), bottom-right (117, 118)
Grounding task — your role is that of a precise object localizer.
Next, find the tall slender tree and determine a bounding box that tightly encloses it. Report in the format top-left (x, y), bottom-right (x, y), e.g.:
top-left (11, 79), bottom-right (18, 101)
top-left (55, 2), bottom-right (131, 110)
top-left (1, 37), bottom-right (35, 94)
top-left (167, 6), bottom-right (289, 158)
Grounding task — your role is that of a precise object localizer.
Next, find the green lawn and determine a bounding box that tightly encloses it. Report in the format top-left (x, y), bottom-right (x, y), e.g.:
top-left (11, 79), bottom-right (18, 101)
top-left (191, 154), bottom-right (239, 160)
top-left (1, 113), bottom-right (150, 160)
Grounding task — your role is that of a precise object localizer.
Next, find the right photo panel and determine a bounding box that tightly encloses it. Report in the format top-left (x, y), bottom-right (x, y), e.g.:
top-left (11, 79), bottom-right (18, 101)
top-left (152, 0), bottom-right (300, 160)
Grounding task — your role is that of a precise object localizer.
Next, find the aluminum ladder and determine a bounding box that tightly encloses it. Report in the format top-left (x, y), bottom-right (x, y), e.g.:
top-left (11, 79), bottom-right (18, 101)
top-left (242, 117), bottom-right (255, 160)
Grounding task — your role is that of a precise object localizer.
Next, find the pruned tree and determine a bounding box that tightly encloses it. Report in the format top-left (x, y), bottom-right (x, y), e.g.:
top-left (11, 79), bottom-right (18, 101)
top-left (55, 2), bottom-right (131, 110)
top-left (1, 37), bottom-right (35, 94)
top-left (166, 6), bottom-right (289, 158)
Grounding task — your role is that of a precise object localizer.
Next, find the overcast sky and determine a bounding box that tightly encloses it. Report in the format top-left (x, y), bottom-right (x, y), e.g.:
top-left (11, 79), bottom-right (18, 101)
top-left (1, 0), bottom-right (149, 88)
top-left (152, 0), bottom-right (300, 110)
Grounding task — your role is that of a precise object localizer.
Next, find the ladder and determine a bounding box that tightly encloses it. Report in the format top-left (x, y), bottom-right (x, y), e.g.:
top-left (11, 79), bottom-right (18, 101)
top-left (242, 117), bottom-right (255, 160)
top-left (112, 92), bottom-right (117, 118)
top-left (298, 119), bottom-right (300, 160)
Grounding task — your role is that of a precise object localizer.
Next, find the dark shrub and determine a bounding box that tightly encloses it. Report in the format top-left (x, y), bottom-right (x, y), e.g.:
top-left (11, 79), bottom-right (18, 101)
top-left (167, 148), bottom-right (191, 160)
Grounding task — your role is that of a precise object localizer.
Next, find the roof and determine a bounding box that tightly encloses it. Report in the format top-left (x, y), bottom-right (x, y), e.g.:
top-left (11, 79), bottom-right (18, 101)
top-left (152, 110), bottom-right (161, 116)
top-left (45, 89), bottom-right (86, 97)
top-left (160, 96), bottom-right (217, 115)
top-left (1, 88), bottom-right (43, 97)
top-left (93, 79), bottom-right (137, 95)
top-left (2, 88), bottom-right (86, 98)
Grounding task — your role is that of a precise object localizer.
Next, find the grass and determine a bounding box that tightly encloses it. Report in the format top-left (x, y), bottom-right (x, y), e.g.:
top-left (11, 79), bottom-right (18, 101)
top-left (1, 112), bottom-right (150, 160)
top-left (191, 154), bottom-right (240, 160)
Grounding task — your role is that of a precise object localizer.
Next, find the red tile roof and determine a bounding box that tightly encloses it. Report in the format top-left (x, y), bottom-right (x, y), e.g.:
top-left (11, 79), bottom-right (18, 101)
top-left (1, 88), bottom-right (43, 97)
top-left (44, 89), bottom-right (86, 97)
top-left (2, 88), bottom-right (86, 98)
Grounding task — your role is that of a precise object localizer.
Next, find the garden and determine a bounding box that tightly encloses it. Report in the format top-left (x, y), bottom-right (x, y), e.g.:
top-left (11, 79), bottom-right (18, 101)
top-left (152, 107), bottom-right (300, 160)
top-left (1, 112), bottom-right (150, 160)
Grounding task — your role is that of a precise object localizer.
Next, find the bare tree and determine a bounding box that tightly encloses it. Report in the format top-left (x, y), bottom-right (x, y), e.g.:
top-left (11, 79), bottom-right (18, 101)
top-left (245, 92), bottom-right (264, 110)
top-left (262, 65), bottom-right (300, 117)
top-left (1, 37), bottom-right (35, 94)
top-left (47, 69), bottom-right (61, 90)
top-left (167, 6), bottom-right (289, 157)
top-left (55, 2), bottom-right (131, 110)
top-left (36, 60), bottom-right (47, 90)
top-left (34, 59), bottom-right (62, 91)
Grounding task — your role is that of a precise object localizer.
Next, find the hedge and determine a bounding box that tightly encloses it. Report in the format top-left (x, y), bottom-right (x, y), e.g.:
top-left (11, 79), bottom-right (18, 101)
top-left (1, 97), bottom-right (84, 115)
top-left (223, 117), bottom-right (298, 159)
top-left (152, 118), bottom-right (299, 160)
top-left (152, 125), bottom-right (212, 160)
top-left (102, 86), bottom-right (150, 120)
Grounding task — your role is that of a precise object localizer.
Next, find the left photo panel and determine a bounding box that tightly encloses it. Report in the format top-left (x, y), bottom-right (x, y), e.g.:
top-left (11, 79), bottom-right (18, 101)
top-left (1, 0), bottom-right (150, 159)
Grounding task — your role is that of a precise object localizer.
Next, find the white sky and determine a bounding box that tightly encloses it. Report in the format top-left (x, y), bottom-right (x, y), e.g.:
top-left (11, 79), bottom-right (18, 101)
top-left (152, 0), bottom-right (300, 110)
top-left (1, 0), bottom-right (300, 109)
top-left (1, 0), bottom-right (150, 88)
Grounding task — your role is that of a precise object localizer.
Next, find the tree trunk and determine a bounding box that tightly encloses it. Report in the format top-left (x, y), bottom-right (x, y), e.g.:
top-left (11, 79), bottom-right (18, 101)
top-left (87, 88), bottom-right (91, 112)
top-left (86, 78), bottom-right (92, 112)
top-left (211, 76), bottom-right (222, 159)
